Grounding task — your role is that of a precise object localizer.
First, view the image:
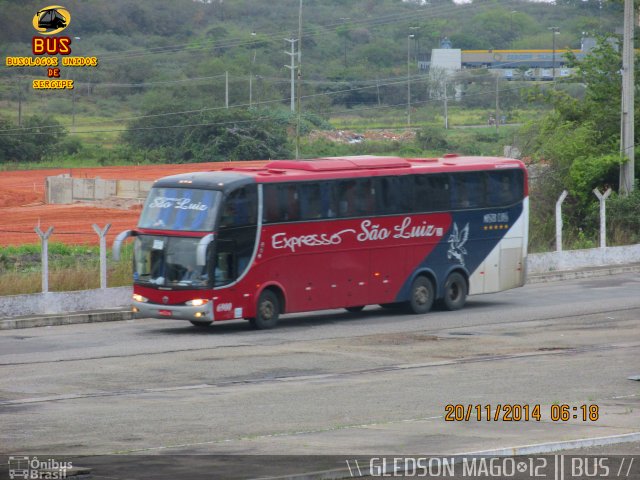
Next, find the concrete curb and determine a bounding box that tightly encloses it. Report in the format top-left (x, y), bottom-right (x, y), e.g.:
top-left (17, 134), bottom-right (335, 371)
top-left (1, 265), bottom-right (638, 330)
top-left (526, 262), bottom-right (640, 284)
top-left (462, 431), bottom-right (640, 456)
top-left (262, 432), bottom-right (640, 480)
top-left (0, 309), bottom-right (132, 330)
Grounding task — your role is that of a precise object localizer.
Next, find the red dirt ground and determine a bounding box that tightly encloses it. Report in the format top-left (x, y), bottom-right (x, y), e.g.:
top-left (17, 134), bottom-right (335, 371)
top-left (0, 161), bottom-right (265, 247)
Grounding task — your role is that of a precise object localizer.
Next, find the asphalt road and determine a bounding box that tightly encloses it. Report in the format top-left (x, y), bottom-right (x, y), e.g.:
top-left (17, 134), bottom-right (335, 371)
top-left (1, 273), bottom-right (639, 478)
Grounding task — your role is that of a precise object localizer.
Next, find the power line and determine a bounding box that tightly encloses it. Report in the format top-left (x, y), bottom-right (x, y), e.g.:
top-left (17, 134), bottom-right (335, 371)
top-left (0, 75), bottom-right (425, 134)
top-left (79, 1), bottom-right (507, 64)
top-left (0, 80), bottom-right (545, 137)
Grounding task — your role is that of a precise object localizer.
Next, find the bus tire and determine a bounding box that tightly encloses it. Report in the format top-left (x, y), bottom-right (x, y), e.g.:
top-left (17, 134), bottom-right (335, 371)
top-left (345, 306), bottom-right (365, 313)
top-left (250, 289), bottom-right (280, 329)
top-left (407, 275), bottom-right (434, 314)
top-left (442, 272), bottom-right (467, 311)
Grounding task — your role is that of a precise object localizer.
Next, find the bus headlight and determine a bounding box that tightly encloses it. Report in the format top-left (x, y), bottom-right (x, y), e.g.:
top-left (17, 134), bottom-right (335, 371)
top-left (186, 299), bottom-right (209, 307)
top-left (132, 294), bottom-right (148, 303)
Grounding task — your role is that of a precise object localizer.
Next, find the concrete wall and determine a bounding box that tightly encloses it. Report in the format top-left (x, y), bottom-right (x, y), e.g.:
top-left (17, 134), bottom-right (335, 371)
top-left (1, 245), bottom-right (639, 318)
top-left (116, 179), bottom-right (153, 199)
top-left (46, 175), bottom-right (150, 204)
top-left (0, 287), bottom-right (131, 318)
top-left (527, 244), bottom-right (640, 274)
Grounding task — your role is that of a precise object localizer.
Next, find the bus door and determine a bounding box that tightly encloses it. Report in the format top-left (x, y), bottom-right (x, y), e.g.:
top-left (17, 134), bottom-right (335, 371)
top-left (214, 185), bottom-right (258, 313)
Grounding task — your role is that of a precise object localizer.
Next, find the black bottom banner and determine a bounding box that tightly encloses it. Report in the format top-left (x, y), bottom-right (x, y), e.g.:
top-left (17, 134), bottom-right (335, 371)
top-left (1, 454), bottom-right (638, 480)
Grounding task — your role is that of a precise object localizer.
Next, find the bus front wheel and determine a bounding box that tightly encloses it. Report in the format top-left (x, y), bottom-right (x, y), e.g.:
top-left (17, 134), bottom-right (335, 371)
top-left (442, 272), bottom-right (467, 311)
top-left (407, 275), bottom-right (434, 314)
top-left (250, 290), bottom-right (280, 329)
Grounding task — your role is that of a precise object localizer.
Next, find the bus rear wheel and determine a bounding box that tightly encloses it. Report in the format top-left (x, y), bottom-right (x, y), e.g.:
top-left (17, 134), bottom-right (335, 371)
top-left (442, 272), bottom-right (467, 311)
top-left (250, 290), bottom-right (280, 329)
top-left (407, 275), bottom-right (434, 314)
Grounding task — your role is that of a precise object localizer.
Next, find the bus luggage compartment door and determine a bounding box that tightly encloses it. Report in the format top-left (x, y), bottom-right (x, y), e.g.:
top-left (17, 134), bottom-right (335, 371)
top-left (499, 243), bottom-right (524, 290)
top-left (329, 250), bottom-right (369, 309)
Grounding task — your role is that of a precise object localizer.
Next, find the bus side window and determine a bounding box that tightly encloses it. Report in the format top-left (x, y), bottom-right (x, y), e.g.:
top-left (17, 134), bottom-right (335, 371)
top-left (220, 185), bottom-right (257, 228)
top-left (414, 174), bottom-right (450, 212)
top-left (451, 172), bottom-right (485, 210)
top-left (263, 185), bottom-right (280, 223)
top-left (487, 171), bottom-right (512, 206)
top-left (338, 180), bottom-right (357, 217)
top-left (338, 179), bottom-right (375, 217)
top-left (320, 182), bottom-right (337, 218)
top-left (488, 170), bottom-right (523, 206)
top-left (377, 176), bottom-right (413, 215)
top-left (354, 179), bottom-right (375, 216)
top-left (283, 185), bottom-right (300, 221)
top-left (299, 183), bottom-right (323, 220)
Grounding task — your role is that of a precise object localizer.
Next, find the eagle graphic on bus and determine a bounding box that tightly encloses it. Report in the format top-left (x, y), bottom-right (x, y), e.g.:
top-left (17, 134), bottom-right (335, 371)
top-left (447, 222), bottom-right (469, 267)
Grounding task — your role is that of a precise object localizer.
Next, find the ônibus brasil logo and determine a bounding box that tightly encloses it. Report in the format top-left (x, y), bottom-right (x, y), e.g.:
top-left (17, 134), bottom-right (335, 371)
top-left (32, 5), bottom-right (71, 35)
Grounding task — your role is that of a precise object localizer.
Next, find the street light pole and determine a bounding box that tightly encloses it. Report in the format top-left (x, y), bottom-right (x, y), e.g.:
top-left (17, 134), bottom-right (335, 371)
top-left (620, 0), bottom-right (635, 194)
top-left (407, 33), bottom-right (414, 126)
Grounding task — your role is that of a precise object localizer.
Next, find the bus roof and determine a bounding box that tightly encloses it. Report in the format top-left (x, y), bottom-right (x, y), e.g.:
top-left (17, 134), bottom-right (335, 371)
top-left (152, 155), bottom-right (526, 188)
top-left (229, 155), bottom-right (525, 182)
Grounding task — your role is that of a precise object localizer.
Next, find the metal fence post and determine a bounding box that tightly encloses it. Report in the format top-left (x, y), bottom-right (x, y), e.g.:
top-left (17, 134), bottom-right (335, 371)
top-left (35, 226), bottom-right (54, 293)
top-left (92, 223), bottom-right (111, 289)
top-left (555, 190), bottom-right (568, 252)
top-left (593, 188), bottom-right (612, 249)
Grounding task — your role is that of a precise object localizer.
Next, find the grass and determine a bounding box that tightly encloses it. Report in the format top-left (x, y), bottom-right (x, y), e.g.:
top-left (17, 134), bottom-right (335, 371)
top-left (329, 106), bottom-right (545, 130)
top-left (0, 97), bottom-right (130, 149)
top-left (0, 244), bottom-right (132, 295)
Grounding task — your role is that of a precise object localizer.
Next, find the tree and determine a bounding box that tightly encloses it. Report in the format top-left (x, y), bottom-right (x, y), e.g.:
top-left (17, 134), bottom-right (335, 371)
top-left (520, 35), bottom-right (639, 250)
top-left (0, 115), bottom-right (66, 163)
top-left (123, 107), bottom-right (292, 162)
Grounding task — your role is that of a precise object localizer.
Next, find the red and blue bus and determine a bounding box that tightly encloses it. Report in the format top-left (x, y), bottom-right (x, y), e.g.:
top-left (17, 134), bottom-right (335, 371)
top-left (113, 155), bottom-right (528, 329)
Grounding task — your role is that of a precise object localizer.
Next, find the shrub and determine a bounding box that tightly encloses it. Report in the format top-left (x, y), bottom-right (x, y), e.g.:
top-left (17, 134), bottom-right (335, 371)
top-left (415, 125), bottom-right (449, 150)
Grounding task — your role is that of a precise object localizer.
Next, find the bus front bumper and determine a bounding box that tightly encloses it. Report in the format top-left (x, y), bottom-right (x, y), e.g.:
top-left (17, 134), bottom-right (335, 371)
top-left (132, 300), bottom-right (214, 322)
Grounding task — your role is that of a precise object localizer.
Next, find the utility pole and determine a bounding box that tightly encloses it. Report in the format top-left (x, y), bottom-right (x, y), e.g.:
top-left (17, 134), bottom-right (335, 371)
top-left (407, 33), bottom-right (414, 126)
top-left (495, 72), bottom-right (500, 133)
top-left (549, 27), bottom-right (559, 84)
top-left (284, 38), bottom-right (298, 113)
top-left (249, 31), bottom-right (256, 109)
top-left (443, 80), bottom-right (448, 129)
top-left (225, 71), bottom-right (229, 109)
top-left (510, 11), bottom-right (517, 49)
top-left (340, 17), bottom-right (350, 68)
top-left (72, 85), bottom-right (76, 132)
top-left (620, 0), bottom-right (635, 194)
top-left (295, 0), bottom-right (303, 159)
top-left (17, 81), bottom-right (22, 126)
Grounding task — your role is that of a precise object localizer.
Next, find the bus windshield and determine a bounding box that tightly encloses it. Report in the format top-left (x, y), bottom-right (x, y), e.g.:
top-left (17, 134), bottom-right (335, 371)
top-left (138, 187), bottom-right (221, 232)
top-left (133, 235), bottom-right (212, 289)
